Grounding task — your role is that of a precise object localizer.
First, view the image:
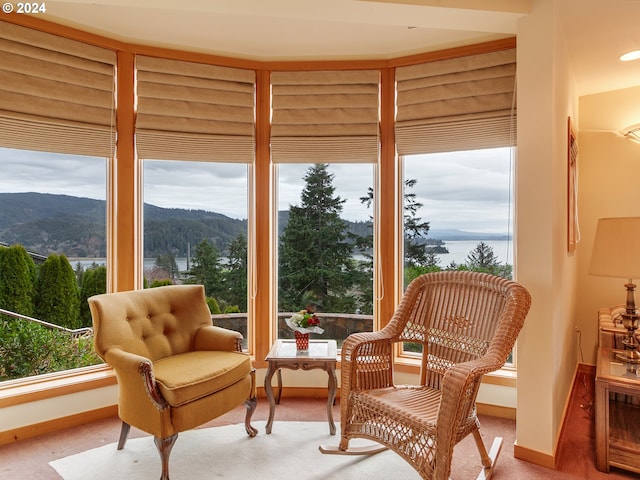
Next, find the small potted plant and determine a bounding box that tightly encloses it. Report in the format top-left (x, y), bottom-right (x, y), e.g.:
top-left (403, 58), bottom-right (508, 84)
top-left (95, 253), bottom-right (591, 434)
top-left (285, 308), bottom-right (324, 351)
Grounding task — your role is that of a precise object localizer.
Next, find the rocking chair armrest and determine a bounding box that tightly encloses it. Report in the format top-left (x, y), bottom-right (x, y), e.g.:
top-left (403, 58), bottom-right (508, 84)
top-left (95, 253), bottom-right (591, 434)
top-left (439, 355), bottom-right (503, 419)
top-left (104, 348), bottom-right (170, 411)
top-left (341, 331), bottom-right (395, 392)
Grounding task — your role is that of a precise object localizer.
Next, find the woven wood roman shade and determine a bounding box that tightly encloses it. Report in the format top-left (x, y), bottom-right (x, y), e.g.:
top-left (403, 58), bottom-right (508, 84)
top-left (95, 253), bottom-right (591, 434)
top-left (271, 70), bottom-right (380, 163)
top-left (395, 48), bottom-right (516, 155)
top-left (136, 56), bottom-right (255, 163)
top-left (0, 22), bottom-right (116, 157)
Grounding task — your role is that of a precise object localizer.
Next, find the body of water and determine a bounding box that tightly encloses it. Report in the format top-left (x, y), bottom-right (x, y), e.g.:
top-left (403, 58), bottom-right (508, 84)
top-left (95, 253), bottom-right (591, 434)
top-left (69, 239), bottom-right (512, 272)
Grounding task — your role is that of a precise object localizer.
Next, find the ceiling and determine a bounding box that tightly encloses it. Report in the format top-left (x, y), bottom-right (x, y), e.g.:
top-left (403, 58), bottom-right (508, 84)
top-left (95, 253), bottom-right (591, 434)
top-left (41, 0), bottom-right (640, 96)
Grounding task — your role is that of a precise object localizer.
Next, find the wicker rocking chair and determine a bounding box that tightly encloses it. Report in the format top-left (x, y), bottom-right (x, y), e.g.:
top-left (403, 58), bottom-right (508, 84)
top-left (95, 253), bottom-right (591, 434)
top-left (321, 271), bottom-right (531, 480)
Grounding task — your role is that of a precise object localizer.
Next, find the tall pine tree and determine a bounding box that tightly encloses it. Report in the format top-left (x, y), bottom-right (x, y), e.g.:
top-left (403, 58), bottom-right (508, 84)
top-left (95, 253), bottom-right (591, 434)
top-left (0, 245), bottom-right (36, 318)
top-left (224, 233), bottom-right (248, 312)
top-left (187, 239), bottom-right (223, 298)
top-left (34, 254), bottom-right (80, 329)
top-left (78, 265), bottom-right (107, 328)
top-left (279, 164), bottom-right (356, 313)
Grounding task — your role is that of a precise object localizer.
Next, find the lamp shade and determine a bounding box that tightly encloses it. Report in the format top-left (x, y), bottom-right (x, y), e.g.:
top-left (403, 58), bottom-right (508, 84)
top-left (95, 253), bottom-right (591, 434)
top-left (590, 217), bottom-right (640, 279)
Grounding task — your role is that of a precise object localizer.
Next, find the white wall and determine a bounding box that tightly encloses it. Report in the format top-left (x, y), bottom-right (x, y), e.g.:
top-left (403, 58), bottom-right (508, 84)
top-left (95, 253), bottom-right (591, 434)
top-left (576, 87), bottom-right (640, 365)
top-left (515, 0), bottom-right (579, 459)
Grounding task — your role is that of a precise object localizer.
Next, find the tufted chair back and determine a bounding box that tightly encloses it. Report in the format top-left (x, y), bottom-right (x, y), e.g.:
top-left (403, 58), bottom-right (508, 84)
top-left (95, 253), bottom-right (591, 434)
top-left (91, 284), bottom-right (213, 363)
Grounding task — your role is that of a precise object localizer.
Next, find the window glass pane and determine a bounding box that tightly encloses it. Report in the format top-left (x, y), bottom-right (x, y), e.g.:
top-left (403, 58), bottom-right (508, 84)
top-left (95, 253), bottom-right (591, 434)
top-left (143, 160), bottom-right (249, 348)
top-left (0, 147), bottom-right (106, 381)
top-left (277, 163), bottom-right (374, 348)
top-left (402, 148), bottom-right (514, 362)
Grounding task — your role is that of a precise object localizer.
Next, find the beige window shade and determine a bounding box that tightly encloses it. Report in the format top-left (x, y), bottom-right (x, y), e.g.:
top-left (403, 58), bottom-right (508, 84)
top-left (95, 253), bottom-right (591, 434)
top-left (0, 22), bottom-right (115, 157)
top-left (136, 56), bottom-right (255, 163)
top-left (396, 48), bottom-right (516, 155)
top-left (271, 70), bottom-right (380, 163)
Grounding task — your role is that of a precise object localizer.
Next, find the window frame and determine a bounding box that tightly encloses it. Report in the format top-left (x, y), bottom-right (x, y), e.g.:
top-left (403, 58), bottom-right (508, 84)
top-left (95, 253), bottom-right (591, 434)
top-left (0, 15), bottom-right (518, 409)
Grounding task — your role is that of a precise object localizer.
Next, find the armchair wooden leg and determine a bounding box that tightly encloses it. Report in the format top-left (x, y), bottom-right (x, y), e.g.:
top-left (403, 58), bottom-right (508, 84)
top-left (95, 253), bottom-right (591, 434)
top-left (117, 422), bottom-right (131, 450)
top-left (244, 396), bottom-right (258, 437)
top-left (154, 434), bottom-right (178, 480)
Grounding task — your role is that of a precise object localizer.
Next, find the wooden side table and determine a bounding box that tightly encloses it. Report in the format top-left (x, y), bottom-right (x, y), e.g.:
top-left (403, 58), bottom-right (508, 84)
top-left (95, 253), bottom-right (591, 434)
top-left (595, 343), bottom-right (640, 474)
top-left (264, 339), bottom-right (337, 435)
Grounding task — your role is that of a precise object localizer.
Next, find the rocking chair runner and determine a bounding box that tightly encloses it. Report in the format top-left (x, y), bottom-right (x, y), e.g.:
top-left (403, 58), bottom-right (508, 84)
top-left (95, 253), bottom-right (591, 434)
top-left (321, 271), bottom-right (531, 480)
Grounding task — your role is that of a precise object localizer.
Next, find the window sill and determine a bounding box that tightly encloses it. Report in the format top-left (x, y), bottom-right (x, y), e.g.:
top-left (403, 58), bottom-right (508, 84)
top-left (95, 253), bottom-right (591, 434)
top-left (394, 356), bottom-right (517, 388)
top-left (0, 356), bottom-right (516, 410)
top-left (0, 365), bottom-right (116, 408)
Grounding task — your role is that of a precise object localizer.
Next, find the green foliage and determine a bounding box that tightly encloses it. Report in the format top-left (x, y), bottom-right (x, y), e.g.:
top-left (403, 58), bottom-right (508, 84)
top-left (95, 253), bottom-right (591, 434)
top-left (187, 239), bottom-right (224, 297)
top-left (206, 296), bottom-right (221, 314)
top-left (78, 265), bottom-right (107, 328)
top-left (404, 264), bottom-right (443, 287)
top-left (0, 247), bottom-right (102, 380)
top-left (403, 179), bottom-right (432, 268)
top-left (0, 244), bottom-right (36, 317)
top-left (224, 233), bottom-right (248, 312)
top-left (224, 305), bottom-right (241, 313)
top-left (464, 242), bottom-right (512, 279)
top-left (34, 254), bottom-right (80, 329)
top-left (0, 320), bottom-right (101, 381)
top-left (278, 164), bottom-right (357, 313)
top-left (154, 253), bottom-right (179, 279)
top-left (150, 279), bottom-right (173, 288)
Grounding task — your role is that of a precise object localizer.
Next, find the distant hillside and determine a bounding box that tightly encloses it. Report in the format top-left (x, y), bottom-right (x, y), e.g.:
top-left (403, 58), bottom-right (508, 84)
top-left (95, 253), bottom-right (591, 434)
top-left (0, 193), bottom-right (508, 259)
top-left (429, 228), bottom-right (511, 241)
top-left (0, 192), bottom-right (247, 258)
top-left (0, 193), bottom-right (372, 259)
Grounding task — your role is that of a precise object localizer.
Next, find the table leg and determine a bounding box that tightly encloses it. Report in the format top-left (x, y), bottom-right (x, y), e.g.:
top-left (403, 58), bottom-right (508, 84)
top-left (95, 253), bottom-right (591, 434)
top-left (264, 362), bottom-right (277, 434)
top-left (595, 379), bottom-right (609, 472)
top-left (275, 369), bottom-right (283, 405)
top-left (327, 364), bottom-right (337, 435)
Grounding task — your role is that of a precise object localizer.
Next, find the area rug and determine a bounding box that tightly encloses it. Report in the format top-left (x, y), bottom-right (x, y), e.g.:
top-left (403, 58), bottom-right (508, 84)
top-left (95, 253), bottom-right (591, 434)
top-left (49, 421), bottom-right (420, 480)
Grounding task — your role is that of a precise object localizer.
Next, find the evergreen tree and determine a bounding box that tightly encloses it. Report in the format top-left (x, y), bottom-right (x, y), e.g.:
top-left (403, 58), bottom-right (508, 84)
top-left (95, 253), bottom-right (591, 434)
top-left (224, 233), bottom-right (248, 312)
top-left (78, 265), bottom-right (107, 328)
top-left (0, 244), bottom-right (36, 317)
top-left (357, 179), bottom-right (434, 303)
top-left (403, 178), bottom-right (432, 268)
top-left (465, 241), bottom-right (499, 270)
top-left (34, 254), bottom-right (80, 329)
top-left (155, 253), bottom-right (179, 279)
top-left (279, 164), bottom-right (356, 313)
top-left (465, 241), bottom-right (512, 279)
top-left (187, 239), bottom-right (223, 297)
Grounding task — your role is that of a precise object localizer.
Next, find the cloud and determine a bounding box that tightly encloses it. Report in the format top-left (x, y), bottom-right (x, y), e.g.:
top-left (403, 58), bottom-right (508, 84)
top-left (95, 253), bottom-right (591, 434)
top-left (405, 148), bottom-right (513, 233)
top-left (144, 160), bottom-right (249, 219)
top-left (0, 149), bottom-right (106, 199)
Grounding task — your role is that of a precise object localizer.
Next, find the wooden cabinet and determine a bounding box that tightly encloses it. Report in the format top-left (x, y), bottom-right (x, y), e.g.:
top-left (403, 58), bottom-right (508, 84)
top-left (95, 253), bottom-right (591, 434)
top-left (595, 343), bottom-right (640, 474)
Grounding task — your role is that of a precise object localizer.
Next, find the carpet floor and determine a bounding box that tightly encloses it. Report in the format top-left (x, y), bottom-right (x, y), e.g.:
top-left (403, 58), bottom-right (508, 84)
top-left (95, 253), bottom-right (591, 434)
top-left (2, 367), bottom-right (640, 479)
top-left (50, 421), bottom-right (422, 480)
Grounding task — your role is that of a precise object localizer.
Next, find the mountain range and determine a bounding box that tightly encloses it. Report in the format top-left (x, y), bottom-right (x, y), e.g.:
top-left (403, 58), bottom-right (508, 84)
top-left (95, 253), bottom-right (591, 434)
top-left (0, 192), bottom-right (508, 259)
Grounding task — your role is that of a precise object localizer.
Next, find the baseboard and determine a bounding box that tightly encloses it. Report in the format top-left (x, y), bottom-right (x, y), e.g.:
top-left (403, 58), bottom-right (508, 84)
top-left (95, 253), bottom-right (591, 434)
top-left (0, 404), bottom-right (118, 446)
top-left (513, 363), bottom-right (596, 470)
top-left (513, 443), bottom-right (557, 469)
top-left (476, 402), bottom-right (516, 420)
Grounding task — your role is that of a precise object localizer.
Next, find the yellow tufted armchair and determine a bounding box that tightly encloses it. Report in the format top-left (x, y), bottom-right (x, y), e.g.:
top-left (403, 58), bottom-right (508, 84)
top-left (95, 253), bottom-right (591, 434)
top-left (88, 284), bottom-right (257, 480)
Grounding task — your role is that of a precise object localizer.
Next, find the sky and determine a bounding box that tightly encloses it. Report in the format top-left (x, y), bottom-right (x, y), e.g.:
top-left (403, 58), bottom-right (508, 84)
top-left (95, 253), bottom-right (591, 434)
top-left (0, 146), bottom-right (513, 234)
